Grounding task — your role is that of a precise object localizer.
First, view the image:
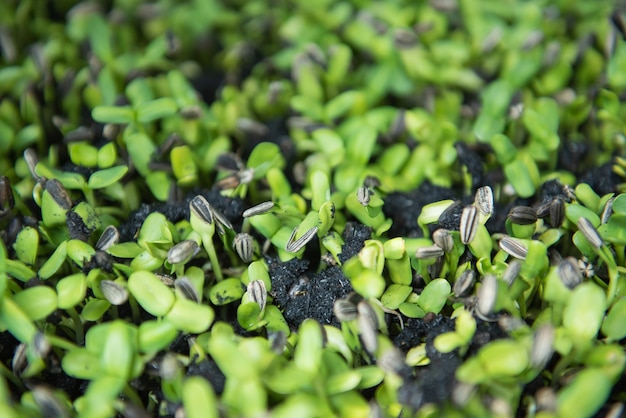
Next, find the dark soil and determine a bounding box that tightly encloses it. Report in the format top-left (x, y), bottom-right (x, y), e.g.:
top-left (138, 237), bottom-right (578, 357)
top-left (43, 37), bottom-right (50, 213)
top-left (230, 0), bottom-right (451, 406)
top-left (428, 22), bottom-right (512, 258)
top-left (392, 314), bottom-right (507, 410)
top-left (579, 160), bottom-right (622, 196)
top-left (383, 181), bottom-right (458, 238)
top-left (117, 189), bottom-right (245, 242)
top-left (267, 221), bottom-right (371, 330)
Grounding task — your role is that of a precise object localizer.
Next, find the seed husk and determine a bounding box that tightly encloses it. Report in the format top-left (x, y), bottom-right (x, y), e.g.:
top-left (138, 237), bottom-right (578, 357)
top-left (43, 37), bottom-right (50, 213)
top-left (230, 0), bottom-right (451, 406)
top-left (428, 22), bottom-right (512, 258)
top-left (32, 386), bottom-right (70, 418)
top-left (454, 269), bottom-right (476, 297)
top-left (502, 260), bottom-right (522, 286)
top-left (12, 343), bottom-right (27, 375)
top-left (363, 176), bottom-right (381, 189)
top-left (179, 105), bottom-right (201, 119)
top-left (44, 179), bottom-right (72, 210)
top-left (393, 28), bottom-right (417, 49)
top-left (452, 382), bottom-right (476, 407)
top-left (357, 300), bottom-right (379, 355)
top-left (432, 228), bottom-right (454, 252)
top-left (378, 346), bottom-right (408, 376)
top-left (334, 298), bottom-right (358, 322)
top-left (549, 197), bottom-right (565, 228)
top-left (24, 148), bottom-right (41, 182)
top-left (95, 225), bottom-right (119, 252)
top-left (558, 257), bottom-right (583, 289)
top-left (535, 387), bottom-right (557, 412)
top-left (499, 236), bottom-right (528, 260)
top-left (577, 257), bottom-right (595, 278)
top-left (100, 280), bottom-right (129, 305)
top-left (530, 324), bottom-right (555, 369)
top-left (415, 245), bottom-right (445, 259)
top-left (508, 206), bottom-right (538, 225)
top-left (601, 196), bottom-right (615, 224)
top-left (248, 280), bottom-right (267, 311)
top-left (605, 402), bottom-right (625, 418)
top-left (233, 233), bottom-right (254, 263)
top-left (236, 117), bottom-right (269, 137)
top-left (285, 226), bottom-right (318, 253)
top-left (33, 332), bottom-right (51, 359)
top-left (356, 185), bottom-right (371, 206)
top-left (577, 217), bottom-right (604, 249)
top-left (216, 152), bottom-right (245, 172)
top-left (474, 186), bottom-right (494, 216)
top-left (477, 274), bottom-right (497, 317)
top-left (160, 354), bottom-right (180, 380)
top-left (0, 175), bottom-right (15, 213)
top-left (460, 205), bottom-right (479, 244)
top-left (189, 195), bottom-right (213, 225)
top-left (64, 126), bottom-right (93, 143)
top-left (242, 201), bottom-right (275, 218)
top-left (175, 276), bottom-right (200, 303)
top-left (167, 240), bottom-right (199, 265)
top-left (427, 255), bottom-right (444, 279)
top-left (211, 206), bottom-right (233, 235)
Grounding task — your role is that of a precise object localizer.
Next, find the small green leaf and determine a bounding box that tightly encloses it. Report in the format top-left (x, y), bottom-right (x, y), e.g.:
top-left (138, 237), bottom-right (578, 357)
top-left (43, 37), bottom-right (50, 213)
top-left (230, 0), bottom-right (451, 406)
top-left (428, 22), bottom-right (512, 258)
top-left (0, 298), bottom-right (37, 343)
top-left (478, 340), bottom-right (529, 378)
top-left (398, 302), bottom-right (426, 318)
top-left (39, 241), bottom-right (67, 279)
top-left (326, 370), bottom-right (361, 395)
top-left (294, 319), bottom-right (323, 373)
top-left (138, 320), bottom-right (179, 353)
top-left (106, 242), bottom-right (143, 258)
top-left (417, 278), bottom-right (451, 314)
top-left (557, 369), bottom-right (613, 418)
top-left (350, 269), bottom-right (385, 299)
top-left (56, 273), bottom-right (87, 309)
top-left (136, 98), bottom-right (178, 122)
top-left (13, 286), bottom-right (57, 321)
top-left (611, 194), bottom-right (626, 216)
top-left (127, 271), bottom-right (175, 317)
top-left (92, 106), bottom-right (134, 124)
top-left (100, 320), bottom-right (134, 379)
top-left (247, 142), bottom-right (286, 179)
top-left (13, 226), bottom-right (38, 266)
top-left (171, 146), bottom-right (198, 186)
top-left (62, 348), bottom-right (101, 379)
top-left (600, 215), bottom-right (626, 245)
top-left (602, 297), bottom-right (626, 342)
top-left (183, 376), bottom-right (219, 418)
top-left (381, 284), bottom-right (412, 310)
top-left (566, 204), bottom-right (601, 228)
top-left (81, 299), bottom-right (111, 322)
top-left (124, 131), bottom-right (156, 176)
top-left (209, 278), bottom-right (244, 306)
top-left (237, 302), bottom-right (263, 330)
top-left (504, 157), bottom-right (537, 198)
top-left (563, 282), bottom-right (606, 344)
top-left (88, 165), bottom-right (128, 189)
top-left (165, 298), bottom-right (214, 334)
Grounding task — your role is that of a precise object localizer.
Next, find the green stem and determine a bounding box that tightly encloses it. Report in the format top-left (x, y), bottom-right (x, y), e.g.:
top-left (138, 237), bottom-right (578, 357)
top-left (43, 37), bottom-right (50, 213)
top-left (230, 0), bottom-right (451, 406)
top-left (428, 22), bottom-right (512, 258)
top-left (0, 362), bottom-right (25, 391)
top-left (129, 296), bottom-right (140, 324)
top-left (599, 245), bottom-right (618, 305)
top-left (202, 234), bottom-right (223, 281)
top-left (66, 307), bottom-right (84, 345)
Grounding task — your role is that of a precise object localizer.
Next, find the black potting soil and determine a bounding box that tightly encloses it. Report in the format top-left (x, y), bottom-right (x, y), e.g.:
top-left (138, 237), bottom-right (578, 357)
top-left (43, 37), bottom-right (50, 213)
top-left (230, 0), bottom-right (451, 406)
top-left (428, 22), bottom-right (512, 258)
top-left (117, 190), bottom-right (245, 242)
top-left (267, 221), bottom-right (371, 330)
top-left (383, 181), bottom-right (457, 238)
top-left (579, 160), bottom-right (622, 196)
top-left (392, 314), bottom-right (508, 409)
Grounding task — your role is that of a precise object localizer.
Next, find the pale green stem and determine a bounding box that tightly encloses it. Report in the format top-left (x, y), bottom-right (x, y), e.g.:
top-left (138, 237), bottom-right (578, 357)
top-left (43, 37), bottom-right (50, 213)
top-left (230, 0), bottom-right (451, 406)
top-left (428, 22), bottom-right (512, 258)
top-left (202, 234), bottom-right (223, 281)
